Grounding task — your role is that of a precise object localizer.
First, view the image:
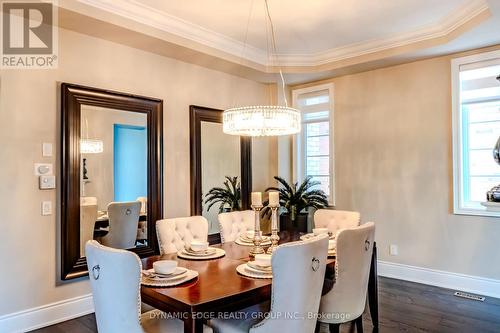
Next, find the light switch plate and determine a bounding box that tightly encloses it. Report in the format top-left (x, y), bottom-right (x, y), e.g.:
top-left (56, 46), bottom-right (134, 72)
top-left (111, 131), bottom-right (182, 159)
top-left (42, 143), bottom-right (53, 157)
top-left (41, 201), bottom-right (52, 216)
top-left (390, 244), bottom-right (398, 256)
top-left (39, 175), bottom-right (56, 189)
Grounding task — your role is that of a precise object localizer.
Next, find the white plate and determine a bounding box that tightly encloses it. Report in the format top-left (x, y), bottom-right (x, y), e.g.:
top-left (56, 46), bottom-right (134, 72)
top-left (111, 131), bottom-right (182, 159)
top-left (300, 233), bottom-right (335, 241)
top-left (236, 263), bottom-right (272, 279)
top-left (235, 238), bottom-right (272, 247)
top-left (177, 248), bottom-right (226, 260)
top-left (247, 261), bottom-right (272, 272)
top-left (143, 267), bottom-right (188, 279)
top-left (142, 269), bottom-right (199, 287)
top-left (183, 247), bottom-right (217, 257)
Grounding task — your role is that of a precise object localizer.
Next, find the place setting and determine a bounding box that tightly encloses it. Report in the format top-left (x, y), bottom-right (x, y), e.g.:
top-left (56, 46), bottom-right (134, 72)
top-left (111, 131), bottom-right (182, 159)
top-left (141, 260), bottom-right (199, 287)
top-left (176, 240), bottom-right (226, 260)
top-left (300, 228), bottom-right (337, 257)
top-left (236, 254), bottom-right (273, 279)
top-left (235, 230), bottom-right (272, 247)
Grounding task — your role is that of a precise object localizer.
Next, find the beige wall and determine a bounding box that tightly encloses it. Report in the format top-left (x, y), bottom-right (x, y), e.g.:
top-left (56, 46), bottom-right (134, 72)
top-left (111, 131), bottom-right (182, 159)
top-left (292, 47), bottom-right (500, 280)
top-left (0, 28), bottom-right (273, 316)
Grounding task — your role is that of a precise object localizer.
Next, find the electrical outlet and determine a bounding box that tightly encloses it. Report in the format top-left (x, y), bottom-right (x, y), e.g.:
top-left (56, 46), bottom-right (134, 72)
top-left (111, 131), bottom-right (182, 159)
top-left (390, 244), bottom-right (398, 256)
top-left (41, 201), bottom-right (52, 216)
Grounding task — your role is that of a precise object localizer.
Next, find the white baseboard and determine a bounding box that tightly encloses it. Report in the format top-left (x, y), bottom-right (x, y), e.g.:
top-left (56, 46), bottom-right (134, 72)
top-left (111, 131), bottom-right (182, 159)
top-left (0, 294), bottom-right (94, 333)
top-left (378, 260), bottom-right (500, 299)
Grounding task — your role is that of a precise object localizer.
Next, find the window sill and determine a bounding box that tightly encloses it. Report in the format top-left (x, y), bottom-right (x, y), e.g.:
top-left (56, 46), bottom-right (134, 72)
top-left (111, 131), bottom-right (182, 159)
top-left (454, 204), bottom-right (500, 218)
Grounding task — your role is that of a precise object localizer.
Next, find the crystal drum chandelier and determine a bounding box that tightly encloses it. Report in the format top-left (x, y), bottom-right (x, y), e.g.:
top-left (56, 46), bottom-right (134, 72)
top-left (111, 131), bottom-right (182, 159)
top-left (223, 0), bottom-right (301, 137)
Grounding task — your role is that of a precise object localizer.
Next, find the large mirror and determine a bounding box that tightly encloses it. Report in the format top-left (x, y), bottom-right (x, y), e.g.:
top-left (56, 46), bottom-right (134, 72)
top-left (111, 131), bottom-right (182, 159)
top-left (190, 106), bottom-right (251, 243)
top-left (62, 83), bottom-right (163, 280)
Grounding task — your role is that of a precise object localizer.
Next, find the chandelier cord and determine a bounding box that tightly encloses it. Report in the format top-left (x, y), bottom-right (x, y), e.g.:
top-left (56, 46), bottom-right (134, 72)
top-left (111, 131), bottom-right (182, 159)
top-left (264, 0), bottom-right (288, 107)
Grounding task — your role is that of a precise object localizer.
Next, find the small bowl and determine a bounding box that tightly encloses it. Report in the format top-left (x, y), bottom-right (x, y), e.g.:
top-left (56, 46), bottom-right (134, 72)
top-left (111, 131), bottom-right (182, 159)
top-left (246, 230), bottom-right (262, 239)
top-left (190, 240), bottom-right (209, 252)
top-left (313, 228), bottom-right (329, 236)
top-left (254, 254), bottom-right (272, 267)
top-left (328, 239), bottom-right (336, 250)
top-left (153, 260), bottom-right (177, 275)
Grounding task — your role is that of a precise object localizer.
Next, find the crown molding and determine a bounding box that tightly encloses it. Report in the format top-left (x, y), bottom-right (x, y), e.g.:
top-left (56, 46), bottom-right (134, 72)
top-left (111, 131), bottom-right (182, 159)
top-left (75, 0), bottom-right (490, 70)
top-left (273, 0), bottom-right (491, 67)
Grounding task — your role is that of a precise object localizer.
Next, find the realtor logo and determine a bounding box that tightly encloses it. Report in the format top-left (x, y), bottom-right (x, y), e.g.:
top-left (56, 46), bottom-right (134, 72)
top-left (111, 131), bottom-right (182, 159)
top-left (1, 0), bottom-right (58, 68)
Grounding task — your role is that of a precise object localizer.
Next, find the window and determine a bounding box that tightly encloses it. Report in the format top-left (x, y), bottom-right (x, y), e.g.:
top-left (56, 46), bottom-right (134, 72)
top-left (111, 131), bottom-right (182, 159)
top-left (292, 84), bottom-right (334, 204)
top-left (452, 50), bottom-right (500, 217)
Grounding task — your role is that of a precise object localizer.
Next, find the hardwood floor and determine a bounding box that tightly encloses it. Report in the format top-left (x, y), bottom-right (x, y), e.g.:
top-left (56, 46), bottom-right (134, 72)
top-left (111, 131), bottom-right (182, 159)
top-left (31, 277), bottom-right (500, 333)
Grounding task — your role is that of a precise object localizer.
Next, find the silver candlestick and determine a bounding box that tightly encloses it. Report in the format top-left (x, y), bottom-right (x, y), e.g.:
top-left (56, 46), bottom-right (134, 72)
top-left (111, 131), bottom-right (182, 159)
top-left (267, 205), bottom-right (280, 254)
top-left (249, 205), bottom-right (265, 257)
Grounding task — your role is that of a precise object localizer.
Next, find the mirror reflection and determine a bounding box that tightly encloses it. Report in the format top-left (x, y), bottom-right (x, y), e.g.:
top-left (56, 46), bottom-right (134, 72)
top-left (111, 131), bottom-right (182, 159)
top-left (80, 105), bottom-right (148, 256)
top-left (200, 121), bottom-right (241, 234)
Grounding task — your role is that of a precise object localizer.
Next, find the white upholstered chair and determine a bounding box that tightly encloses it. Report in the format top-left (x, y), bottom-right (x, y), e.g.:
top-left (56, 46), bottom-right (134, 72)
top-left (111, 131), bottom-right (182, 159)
top-left (85, 240), bottom-right (212, 333)
top-left (100, 201), bottom-right (141, 249)
top-left (317, 222), bottom-right (375, 333)
top-left (218, 210), bottom-right (254, 243)
top-left (210, 235), bottom-right (329, 333)
top-left (313, 209), bottom-right (360, 235)
top-left (80, 197), bottom-right (98, 256)
top-left (156, 216), bottom-right (209, 254)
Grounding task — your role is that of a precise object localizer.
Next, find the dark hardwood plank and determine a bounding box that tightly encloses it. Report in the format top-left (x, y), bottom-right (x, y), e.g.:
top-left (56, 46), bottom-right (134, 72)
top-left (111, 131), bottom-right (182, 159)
top-left (31, 277), bottom-right (500, 333)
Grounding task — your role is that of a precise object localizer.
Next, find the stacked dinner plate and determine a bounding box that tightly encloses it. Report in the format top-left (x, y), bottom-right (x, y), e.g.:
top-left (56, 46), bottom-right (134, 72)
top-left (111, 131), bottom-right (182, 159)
top-left (141, 267), bottom-right (199, 287)
top-left (300, 233), bottom-right (337, 257)
top-left (235, 234), bottom-right (272, 246)
top-left (177, 246), bottom-right (226, 260)
top-left (236, 260), bottom-right (273, 279)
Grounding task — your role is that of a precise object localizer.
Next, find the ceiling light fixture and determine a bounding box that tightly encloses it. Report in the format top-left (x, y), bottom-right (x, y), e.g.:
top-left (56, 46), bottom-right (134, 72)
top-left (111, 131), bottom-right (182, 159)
top-left (80, 118), bottom-right (103, 154)
top-left (223, 0), bottom-right (301, 137)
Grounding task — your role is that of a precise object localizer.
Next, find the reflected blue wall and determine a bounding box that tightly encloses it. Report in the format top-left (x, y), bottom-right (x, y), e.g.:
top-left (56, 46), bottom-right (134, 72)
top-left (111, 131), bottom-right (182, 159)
top-left (113, 124), bottom-right (147, 202)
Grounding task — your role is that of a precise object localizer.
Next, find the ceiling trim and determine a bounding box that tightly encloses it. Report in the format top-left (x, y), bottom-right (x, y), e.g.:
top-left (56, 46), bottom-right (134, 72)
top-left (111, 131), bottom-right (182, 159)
top-left (75, 0), bottom-right (490, 69)
top-left (274, 0), bottom-right (491, 66)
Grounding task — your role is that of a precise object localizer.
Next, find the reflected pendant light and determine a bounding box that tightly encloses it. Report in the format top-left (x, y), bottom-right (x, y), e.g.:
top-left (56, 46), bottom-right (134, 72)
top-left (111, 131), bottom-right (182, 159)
top-left (223, 0), bottom-right (301, 137)
top-left (80, 118), bottom-right (103, 154)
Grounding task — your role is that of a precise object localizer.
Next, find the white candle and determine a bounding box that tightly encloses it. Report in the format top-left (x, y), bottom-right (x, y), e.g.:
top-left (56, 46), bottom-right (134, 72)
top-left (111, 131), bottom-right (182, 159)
top-left (251, 192), bottom-right (262, 207)
top-left (269, 191), bottom-right (279, 207)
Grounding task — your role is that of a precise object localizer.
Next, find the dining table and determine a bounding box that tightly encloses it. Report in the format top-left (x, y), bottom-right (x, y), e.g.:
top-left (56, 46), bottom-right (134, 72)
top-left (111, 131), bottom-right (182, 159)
top-left (141, 231), bottom-right (379, 333)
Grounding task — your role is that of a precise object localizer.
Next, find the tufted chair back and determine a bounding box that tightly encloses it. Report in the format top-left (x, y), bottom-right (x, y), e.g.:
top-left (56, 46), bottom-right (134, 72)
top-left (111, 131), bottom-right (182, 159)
top-left (156, 216), bottom-right (209, 254)
top-left (250, 235), bottom-right (329, 333)
top-left (319, 222), bottom-right (375, 324)
top-left (85, 240), bottom-right (144, 333)
top-left (314, 209), bottom-right (360, 235)
top-left (218, 210), bottom-right (255, 243)
top-left (101, 201), bottom-right (141, 249)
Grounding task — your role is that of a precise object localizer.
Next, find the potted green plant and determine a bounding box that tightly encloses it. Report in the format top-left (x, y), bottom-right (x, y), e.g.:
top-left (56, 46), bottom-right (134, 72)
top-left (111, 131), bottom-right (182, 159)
top-left (262, 176), bottom-right (329, 232)
top-left (204, 176), bottom-right (242, 213)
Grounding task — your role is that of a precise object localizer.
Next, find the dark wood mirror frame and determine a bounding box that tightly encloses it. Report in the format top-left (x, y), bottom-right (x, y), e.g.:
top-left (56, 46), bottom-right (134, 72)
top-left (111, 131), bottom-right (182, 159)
top-left (189, 105), bottom-right (252, 244)
top-left (61, 83), bottom-right (163, 280)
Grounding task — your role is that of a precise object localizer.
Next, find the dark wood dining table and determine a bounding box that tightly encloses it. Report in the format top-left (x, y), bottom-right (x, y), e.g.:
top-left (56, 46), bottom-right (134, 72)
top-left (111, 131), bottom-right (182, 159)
top-left (141, 231), bottom-right (379, 333)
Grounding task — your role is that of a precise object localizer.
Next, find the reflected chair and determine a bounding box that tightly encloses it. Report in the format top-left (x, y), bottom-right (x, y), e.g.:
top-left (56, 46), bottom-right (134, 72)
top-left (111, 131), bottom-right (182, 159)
top-left (136, 197), bottom-right (148, 242)
top-left (317, 222), bottom-right (375, 333)
top-left (85, 240), bottom-right (212, 333)
top-left (218, 210), bottom-right (254, 243)
top-left (80, 197), bottom-right (98, 256)
top-left (210, 235), bottom-right (329, 333)
top-left (314, 209), bottom-right (360, 235)
top-left (156, 216), bottom-right (209, 254)
top-left (100, 201), bottom-right (141, 249)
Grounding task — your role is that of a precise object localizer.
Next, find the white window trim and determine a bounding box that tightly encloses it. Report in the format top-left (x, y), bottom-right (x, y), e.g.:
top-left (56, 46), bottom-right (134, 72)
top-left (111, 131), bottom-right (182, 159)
top-left (451, 49), bottom-right (500, 217)
top-left (292, 83), bottom-right (335, 206)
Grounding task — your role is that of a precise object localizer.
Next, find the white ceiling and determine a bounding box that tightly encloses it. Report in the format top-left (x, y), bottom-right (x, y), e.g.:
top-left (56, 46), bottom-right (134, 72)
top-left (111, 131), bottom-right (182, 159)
top-left (137, 0), bottom-right (471, 54)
